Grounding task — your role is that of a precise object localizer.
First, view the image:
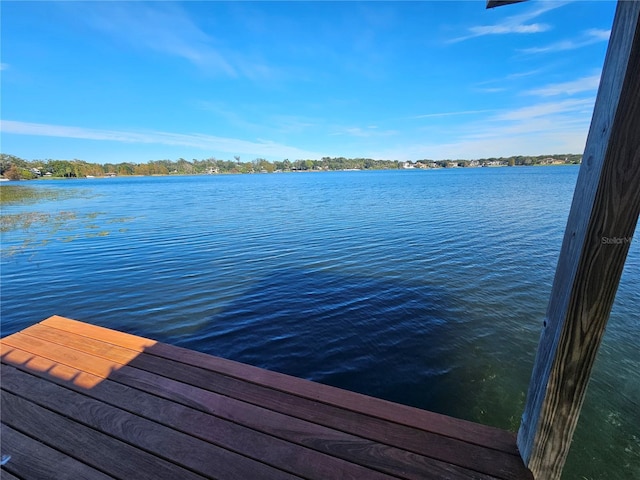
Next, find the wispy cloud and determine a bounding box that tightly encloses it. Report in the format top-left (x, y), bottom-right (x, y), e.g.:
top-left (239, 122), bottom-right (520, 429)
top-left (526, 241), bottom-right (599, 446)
top-left (194, 101), bottom-right (266, 133)
top-left (585, 28), bottom-right (613, 41)
top-left (73, 2), bottom-right (273, 79)
top-left (506, 69), bottom-right (545, 80)
top-left (409, 109), bottom-right (496, 119)
top-left (519, 28), bottom-right (610, 54)
top-left (469, 23), bottom-right (549, 36)
top-left (82, 3), bottom-right (233, 75)
top-left (448, 1), bottom-right (567, 43)
top-left (370, 96), bottom-right (595, 160)
top-left (0, 120), bottom-right (320, 159)
top-left (330, 125), bottom-right (397, 138)
top-left (493, 98), bottom-right (594, 121)
top-left (0, 63), bottom-right (8, 71)
top-left (455, 98), bottom-right (594, 151)
top-left (269, 114), bottom-right (319, 135)
top-left (472, 69), bottom-right (544, 93)
top-left (196, 102), bottom-right (320, 136)
top-left (378, 128), bottom-right (587, 161)
top-left (474, 87), bottom-right (507, 94)
top-left (525, 74), bottom-right (601, 97)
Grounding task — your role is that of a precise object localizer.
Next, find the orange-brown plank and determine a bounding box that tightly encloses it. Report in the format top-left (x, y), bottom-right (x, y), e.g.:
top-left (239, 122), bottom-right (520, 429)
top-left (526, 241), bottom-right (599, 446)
top-left (5, 325), bottom-right (529, 480)
top-left (40, 315), bottom-right (519, 454)
top-left (41, 315), bottom-right (157, 351)
top-left (1, 367), bottom-right (301, 480)
top-left (0, 423), bottom-right (114, 480)
top-left (0, 391), bottom-right (207, 480)
top-left (2, 348), bottom-right (499, 480)
top-left (22, 323), bottom-right (142, 364)
top-left (1, 331), bottom-right (138, 385)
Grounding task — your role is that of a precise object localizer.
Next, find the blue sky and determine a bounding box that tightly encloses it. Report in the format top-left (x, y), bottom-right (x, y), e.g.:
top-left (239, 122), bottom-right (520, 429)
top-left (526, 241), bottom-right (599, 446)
top-left (1, 1), bottom-right (615, 163)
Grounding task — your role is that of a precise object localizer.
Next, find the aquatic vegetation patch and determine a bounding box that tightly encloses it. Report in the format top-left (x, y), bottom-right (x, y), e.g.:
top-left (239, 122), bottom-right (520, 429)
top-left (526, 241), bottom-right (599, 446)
top-left (1, 210), bottom-right (133, 257)
top-left (1, 184), bottom-right (134, 257)
top-left (0, 185), bottom-right (91, 205)
top-left (0, 211), bottom-right (78, 234)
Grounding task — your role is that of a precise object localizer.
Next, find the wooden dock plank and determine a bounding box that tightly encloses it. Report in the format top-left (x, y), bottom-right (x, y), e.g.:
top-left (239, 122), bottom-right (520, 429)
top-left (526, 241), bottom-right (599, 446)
top-left (127, 351), bottom-right (527, 480)
top-left (1, 363), bottom-right (399, 480)
top-left (40, 315), bottom-right (518, 454)
top-left (11, 322), bottom-right (527, 480)
top-left (42, 315), bottom-right (157, 351)
top-left (0, 424), bottom-right (114, 480)
top-left (0, 469), bottom-right (22, 480)
top-left (1, 366), bottom-right (301, 480)
top-left (1, 332), bottom-right (504, 480)
top-left (1, 317), bottom-right (533, 480)
top-left (0, 391), bottom-right (207, 480)
top-left (110, 365), bottom-right (498, 480)
top-left (1, 347), bottom-right (497, 480)
top-left (23, 322), bottom-right (142, 364)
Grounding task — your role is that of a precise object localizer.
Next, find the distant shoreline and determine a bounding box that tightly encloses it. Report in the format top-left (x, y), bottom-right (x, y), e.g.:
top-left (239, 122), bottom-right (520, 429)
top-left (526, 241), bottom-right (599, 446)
top-left (0, 163), bottom-right (584, 182)
top-left (1, 153), bottom-right (582, 180)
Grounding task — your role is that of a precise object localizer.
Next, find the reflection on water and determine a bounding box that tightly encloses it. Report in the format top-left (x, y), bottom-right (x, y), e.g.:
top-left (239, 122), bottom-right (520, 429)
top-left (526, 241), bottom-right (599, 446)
top-left (1, 168), bottom-right (638, 479)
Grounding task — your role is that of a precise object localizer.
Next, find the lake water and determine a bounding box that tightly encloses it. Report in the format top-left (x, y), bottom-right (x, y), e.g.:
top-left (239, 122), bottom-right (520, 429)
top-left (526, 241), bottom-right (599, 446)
top-left (1, 167), bottom-right (638, 479)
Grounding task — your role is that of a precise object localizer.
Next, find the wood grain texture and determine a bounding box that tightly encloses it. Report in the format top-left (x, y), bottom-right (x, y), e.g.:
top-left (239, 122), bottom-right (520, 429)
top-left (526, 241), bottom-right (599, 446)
top-left (517, 2), bottom-right (640, 479)
top-left (145, 339), bottom-right (520, 453)
top-left (0, 424), bottom-right (114, 480)
top-left (0, 469), bottom-right (22, 480)
top-left (40, 315), bottom-right (157, 351)
top-left (0, 391), bottom-right (207, 480)
top-left (40, 315), bottom-right (519, 455)
top-left (128, 352), bottom-right (528, 479)
top-left (1, 317), bottom-right (533, 480)
top-left (8, 323), bottom-right (528, 479)
top-left (1, 364), bottom-right (395, 480)
top-left (2, 348), bottom-right (500, 480)
top-left (0, 367), bottom-right (300, 480)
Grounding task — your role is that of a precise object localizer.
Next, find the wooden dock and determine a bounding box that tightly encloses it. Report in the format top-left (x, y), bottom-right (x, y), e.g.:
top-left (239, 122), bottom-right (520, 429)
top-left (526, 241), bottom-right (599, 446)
top-left (0, 315), bottom-right (532, 480)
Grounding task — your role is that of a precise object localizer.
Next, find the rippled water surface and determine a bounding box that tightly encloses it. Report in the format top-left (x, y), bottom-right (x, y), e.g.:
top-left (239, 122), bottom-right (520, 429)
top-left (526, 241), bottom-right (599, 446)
top-left (1, 167), bottom-right (638, 479)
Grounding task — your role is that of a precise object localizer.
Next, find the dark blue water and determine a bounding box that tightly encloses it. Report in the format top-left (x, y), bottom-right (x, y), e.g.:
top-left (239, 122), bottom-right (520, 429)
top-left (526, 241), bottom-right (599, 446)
top-left (1, 167), bottom-right (638, 479)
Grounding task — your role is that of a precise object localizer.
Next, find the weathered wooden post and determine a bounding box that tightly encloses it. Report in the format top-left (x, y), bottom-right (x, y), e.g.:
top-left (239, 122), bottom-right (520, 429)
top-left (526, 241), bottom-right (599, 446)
top-left (488, 1), bottom-right (640, 479)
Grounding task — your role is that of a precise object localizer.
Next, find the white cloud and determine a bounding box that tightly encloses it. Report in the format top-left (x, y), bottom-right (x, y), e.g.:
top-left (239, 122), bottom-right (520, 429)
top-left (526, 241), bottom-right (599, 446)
top-left (493, 98), bottom-right (594, 121)
top-left (368, 94), bottom-right (595, 161)
top-left (409, 109), bottom-right (496, 120)
top-left (268, 114), bottom-right (319, 135)
top-left (585, 28), bottom-right (612, 41)
top-left (371, 120), bottom-right (588, 161)
top-left (87, 3), bottom-right (235, 75)
top-left (472, 69), bottom-right (544, 93)
top-left (469, 23), bottom-right (550, 36)
top-left (0, 120), bottom-right (321, 160)
top-left (451, 98), bottom-right (594, 154)
top-left (448, 1), bottom-right (567, 43)
top-left (506, 69), bottom-right (544, 80)
top-left (0, 63), bottom-right (8, 71)
top-left (525, 74), bottom-right (601, 97)
top-left (475, 87), bottom-right (507, 94)
top-left (330, 125), bottom-right (397, 138)
top-left (520, 28), bottom-right (611, 54)
top-left (72, 2), bottom-right (273, 79)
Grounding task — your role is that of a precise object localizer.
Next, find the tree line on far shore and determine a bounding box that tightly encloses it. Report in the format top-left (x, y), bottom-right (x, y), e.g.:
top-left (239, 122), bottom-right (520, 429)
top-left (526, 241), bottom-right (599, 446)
top-left (0, 153), bottom-right (582, 180)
